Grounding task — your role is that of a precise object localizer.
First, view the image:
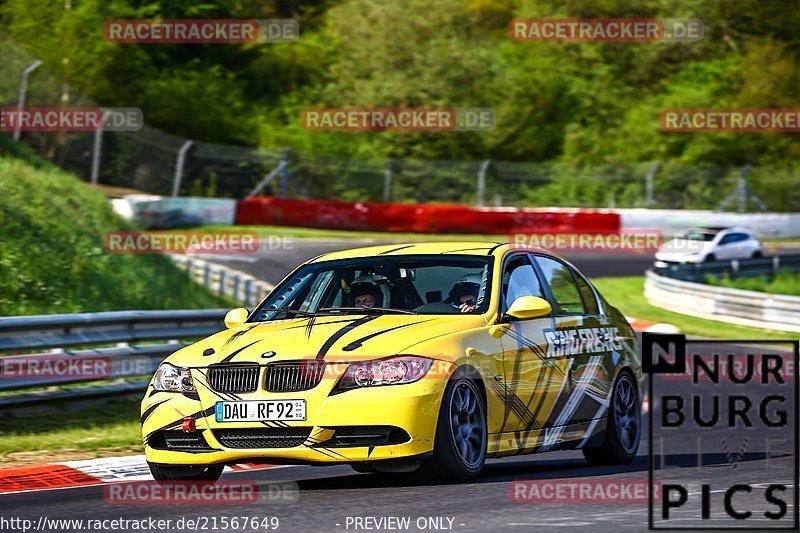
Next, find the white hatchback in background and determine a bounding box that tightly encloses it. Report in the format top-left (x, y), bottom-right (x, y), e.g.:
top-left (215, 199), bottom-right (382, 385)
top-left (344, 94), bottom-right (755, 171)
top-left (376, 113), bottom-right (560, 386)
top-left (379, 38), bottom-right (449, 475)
top-left (654, 227), bottom-right (764, 266)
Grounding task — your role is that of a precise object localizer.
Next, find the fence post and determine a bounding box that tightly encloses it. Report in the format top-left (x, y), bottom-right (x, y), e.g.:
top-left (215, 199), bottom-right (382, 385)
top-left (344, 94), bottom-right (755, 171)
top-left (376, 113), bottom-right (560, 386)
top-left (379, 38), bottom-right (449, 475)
top-left (278, 148), bottom-right (292, 198)
top-left (203, 262), bottom-right (211, 287)
top-left (383, 159), bottom-right (393, 203)
top-left (717, 164), bottom-right (767, 213)
top-left (90, 110), bottom-right (112, 185)
top-left (14, 60), bottom-right (43, 142)
top-left (477, 160), bottom-right (491, 208)
top-left (645, 162), bottom-right (657, 207)
top-left (171, 140), bottom-right (194, 197)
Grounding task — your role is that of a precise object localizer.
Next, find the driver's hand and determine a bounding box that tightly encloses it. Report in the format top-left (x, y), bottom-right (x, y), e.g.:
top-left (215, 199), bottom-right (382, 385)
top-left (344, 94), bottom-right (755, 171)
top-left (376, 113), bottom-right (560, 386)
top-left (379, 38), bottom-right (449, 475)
top-left (459, 303), bottom-right (475, 313)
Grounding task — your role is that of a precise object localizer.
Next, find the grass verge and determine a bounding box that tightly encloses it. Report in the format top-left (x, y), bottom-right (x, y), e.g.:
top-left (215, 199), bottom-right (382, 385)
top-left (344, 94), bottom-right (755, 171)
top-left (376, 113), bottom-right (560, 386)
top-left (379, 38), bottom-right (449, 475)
top-left (0, 156), bottom-right (234, 314)
top-left (593, 276), bottom-right (797, 340)
top-left (0, 397), bottom-right (143, 466)
top-left (707, 269), bottom-right (800, 297)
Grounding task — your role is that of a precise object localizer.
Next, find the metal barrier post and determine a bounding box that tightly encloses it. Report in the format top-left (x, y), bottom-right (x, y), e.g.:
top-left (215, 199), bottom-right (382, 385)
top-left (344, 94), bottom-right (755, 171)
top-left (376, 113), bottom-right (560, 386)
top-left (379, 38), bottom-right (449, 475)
top-left (232, 274), bottom-right (241, 301)
top-left (203, 262), bottom-right (211, 287)
top-left (218, 268), bottom-right (227, 295)
top-left (244, 279), bottom-right (254, 306)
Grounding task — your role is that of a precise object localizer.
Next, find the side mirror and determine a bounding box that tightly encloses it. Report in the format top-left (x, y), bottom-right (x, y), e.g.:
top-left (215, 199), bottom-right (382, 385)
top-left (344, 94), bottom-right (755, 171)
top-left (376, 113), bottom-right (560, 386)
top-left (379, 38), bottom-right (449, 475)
top-left (505, 296), bottom-right (552, 321)
top-left (224, 308), bottom-right (249, 329)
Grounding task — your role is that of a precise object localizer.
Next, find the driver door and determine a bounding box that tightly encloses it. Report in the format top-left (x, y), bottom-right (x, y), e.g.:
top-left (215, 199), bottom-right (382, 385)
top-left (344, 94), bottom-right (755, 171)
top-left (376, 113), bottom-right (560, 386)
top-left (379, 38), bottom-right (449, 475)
top-left (497, 254), bottom-right (568, 449)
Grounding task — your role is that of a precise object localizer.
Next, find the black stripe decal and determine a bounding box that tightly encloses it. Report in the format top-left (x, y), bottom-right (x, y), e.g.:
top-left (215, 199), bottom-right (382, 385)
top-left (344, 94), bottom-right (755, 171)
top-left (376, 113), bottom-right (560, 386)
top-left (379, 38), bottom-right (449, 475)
top-left (141, 399), bottom-right (170, 425)
top-left (220, 339), bottom-right (262, 363)
top-left (316, 316), bottom-right (378, 360)
top-left (222, 327), bottom-right (251, 349)
top-left (341, 320), bottom-right (432, 351)
top-left (378, 245), bottom-right (416, 255)
top-left (440, 247), bottom-right (493, 254)
top-left (305, 317), bottom-right (317, 339)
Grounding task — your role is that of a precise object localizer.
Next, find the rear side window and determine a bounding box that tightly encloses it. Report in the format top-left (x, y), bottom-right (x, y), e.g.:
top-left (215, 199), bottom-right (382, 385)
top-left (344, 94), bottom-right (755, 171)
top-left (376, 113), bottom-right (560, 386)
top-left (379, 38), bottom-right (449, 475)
top-left (574, 273), bottom-right (600, 315)
top-left (535, 257), bottom-right (586, 316)
top-left (720, 233), bottom-right (749, 244)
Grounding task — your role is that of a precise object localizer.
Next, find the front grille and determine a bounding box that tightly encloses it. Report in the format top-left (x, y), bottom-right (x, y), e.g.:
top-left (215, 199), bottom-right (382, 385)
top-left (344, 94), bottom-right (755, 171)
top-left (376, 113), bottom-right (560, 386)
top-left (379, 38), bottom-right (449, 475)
top-left (214, 428), bottom-right (312, 448)
top-left (264, 361), bottom-right (326, 392)
top-left (208, 365), bottom-right (260, 393)
top-left (148, 430), bottom-right (212, 450)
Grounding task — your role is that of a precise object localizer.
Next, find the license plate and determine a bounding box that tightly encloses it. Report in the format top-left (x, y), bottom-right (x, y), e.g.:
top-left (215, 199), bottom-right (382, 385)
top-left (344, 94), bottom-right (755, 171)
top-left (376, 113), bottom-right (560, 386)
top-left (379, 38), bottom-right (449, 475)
top-left (215, 400), bottom-right (306, 422)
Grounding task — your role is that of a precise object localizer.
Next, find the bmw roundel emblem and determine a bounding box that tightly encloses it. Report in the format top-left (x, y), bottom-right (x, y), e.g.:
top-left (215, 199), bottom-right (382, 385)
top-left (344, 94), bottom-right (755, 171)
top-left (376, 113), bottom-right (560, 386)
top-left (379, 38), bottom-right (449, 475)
top-left (261, 351), bottom-right (277, 358)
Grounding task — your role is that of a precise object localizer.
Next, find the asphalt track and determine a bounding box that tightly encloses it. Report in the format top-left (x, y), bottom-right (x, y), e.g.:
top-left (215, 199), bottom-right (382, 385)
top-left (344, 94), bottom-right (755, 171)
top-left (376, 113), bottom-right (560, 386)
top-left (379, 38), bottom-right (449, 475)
top-left (205, 239), bottom-right (659, 285)
top-left (1, 341), bottom-right (796, 533)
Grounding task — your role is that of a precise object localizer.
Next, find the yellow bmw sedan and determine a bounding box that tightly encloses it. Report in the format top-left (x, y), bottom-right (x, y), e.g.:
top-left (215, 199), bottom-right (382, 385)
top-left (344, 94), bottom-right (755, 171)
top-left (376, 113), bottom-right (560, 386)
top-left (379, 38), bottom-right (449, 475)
top-left (141, 242), bottom-right (641, 483)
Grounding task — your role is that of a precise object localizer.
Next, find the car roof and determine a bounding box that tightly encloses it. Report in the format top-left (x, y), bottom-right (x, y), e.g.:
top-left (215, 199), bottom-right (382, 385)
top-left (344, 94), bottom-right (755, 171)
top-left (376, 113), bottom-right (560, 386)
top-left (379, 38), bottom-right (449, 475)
top-left (310, 242), bottom-right (560, 263)
top-left (690, 227), bottom-right (752, 235)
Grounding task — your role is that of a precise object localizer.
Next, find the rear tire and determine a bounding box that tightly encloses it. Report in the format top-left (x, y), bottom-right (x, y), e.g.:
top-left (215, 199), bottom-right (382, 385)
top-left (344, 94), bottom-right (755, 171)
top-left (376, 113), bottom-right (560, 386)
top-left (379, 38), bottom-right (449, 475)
top-left (148, 463), bottom-right (224, 488)
top-left (704, 253), bottom-right (716, 263)
top-left (583, 371), bottom-right (640, 466)
top-left (752, 250), bottom-right (763, 259)
top-left (419, 375), bottom-right (487, 483)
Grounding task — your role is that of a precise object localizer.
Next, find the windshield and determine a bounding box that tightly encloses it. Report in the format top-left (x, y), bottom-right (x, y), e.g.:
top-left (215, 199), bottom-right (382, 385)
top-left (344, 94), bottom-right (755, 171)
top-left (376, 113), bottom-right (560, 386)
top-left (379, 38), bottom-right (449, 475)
top-left (251, 255), bottom-right (492, 320)
top-left (682, 231), bottom-right (716, 241)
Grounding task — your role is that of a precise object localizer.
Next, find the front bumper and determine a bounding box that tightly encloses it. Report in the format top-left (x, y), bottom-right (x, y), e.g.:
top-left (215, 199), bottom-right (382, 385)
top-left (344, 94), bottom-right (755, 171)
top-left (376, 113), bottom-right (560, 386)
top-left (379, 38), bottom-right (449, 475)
top-left (141, 362), bottom-right (452, 466)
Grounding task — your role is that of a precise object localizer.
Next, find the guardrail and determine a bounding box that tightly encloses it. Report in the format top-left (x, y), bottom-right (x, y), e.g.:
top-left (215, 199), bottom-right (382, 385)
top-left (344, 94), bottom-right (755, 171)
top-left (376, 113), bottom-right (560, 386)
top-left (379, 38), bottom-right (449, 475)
top-left (0, 309), bottom-right (227, 407)
top-left (653, 254), bottom-right (800, 283)
top-left (171, 255), bottom-right (274, 307)
top-left (645, 270), bottom-right (800, 333)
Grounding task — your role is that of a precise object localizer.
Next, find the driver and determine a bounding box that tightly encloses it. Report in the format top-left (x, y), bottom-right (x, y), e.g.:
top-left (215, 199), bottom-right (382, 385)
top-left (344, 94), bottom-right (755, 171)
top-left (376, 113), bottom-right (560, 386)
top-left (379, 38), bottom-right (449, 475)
top-left (447, 274), bottom-right (481, 313)
top-left (348, 278), bottom-right (384, 309)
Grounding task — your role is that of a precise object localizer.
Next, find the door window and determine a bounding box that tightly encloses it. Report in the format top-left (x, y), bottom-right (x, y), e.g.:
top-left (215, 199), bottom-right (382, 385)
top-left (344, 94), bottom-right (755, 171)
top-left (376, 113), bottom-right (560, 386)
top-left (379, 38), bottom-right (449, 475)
top-left (535, 257), bottom-right (586, 316)
top-left (501, 256), bottom-right (545, 314)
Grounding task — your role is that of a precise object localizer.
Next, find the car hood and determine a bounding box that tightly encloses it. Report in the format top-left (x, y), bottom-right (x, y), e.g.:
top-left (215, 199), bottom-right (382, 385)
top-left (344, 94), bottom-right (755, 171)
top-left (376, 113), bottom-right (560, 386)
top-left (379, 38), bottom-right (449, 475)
top-left (167, 313), bottom-right (486, 367)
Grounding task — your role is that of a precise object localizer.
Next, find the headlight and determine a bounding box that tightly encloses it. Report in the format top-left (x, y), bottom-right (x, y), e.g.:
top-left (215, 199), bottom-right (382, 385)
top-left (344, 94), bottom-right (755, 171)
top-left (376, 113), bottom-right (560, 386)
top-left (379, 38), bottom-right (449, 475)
top-left (153, 363), bottom-right (195, 392)
top-left (332, 356), bottom-right (434, 394)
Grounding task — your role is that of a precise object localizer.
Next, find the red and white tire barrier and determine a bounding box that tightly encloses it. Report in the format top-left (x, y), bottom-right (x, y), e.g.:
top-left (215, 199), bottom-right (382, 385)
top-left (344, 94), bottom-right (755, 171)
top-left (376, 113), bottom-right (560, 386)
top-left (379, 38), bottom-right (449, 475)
top-left (0, 455), bottom-right (278, 495)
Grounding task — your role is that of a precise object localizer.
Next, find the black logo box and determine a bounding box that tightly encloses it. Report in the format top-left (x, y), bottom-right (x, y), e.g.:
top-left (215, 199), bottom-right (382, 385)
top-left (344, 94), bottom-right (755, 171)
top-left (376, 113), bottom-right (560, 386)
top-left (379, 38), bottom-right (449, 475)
top-left (642, 333), bottom-right (800, 531)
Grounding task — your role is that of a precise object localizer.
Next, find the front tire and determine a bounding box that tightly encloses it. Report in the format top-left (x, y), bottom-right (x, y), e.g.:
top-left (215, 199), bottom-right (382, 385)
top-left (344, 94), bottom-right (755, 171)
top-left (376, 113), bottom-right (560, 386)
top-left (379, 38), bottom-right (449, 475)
top-left (583, 371), bottom-right (640, 466)
top-left (420, 375), bottom-right (487, 482)
top-left (148, 463), bottom-right (224, 488)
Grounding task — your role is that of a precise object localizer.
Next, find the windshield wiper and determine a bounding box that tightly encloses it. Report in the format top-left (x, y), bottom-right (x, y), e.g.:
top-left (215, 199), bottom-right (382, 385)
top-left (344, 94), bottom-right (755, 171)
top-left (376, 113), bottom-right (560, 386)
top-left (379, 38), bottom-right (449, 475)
top-left (262, 307), bottom-right (332, 318)
top-left (319, 306), bottom-right (417, 315)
